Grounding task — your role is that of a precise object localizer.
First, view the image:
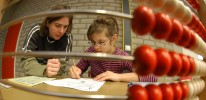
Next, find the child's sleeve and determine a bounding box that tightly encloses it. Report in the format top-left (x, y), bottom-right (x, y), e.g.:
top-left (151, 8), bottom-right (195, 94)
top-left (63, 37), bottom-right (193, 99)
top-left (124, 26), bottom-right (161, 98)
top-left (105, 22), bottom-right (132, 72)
top-left (76, 59), bottom-right (89, 74)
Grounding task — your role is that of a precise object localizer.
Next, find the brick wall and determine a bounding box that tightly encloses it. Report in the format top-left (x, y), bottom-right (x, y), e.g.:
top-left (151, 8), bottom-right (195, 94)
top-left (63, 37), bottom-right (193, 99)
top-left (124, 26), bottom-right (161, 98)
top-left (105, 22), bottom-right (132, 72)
top-left (0, 0), bottom-right (185, 78)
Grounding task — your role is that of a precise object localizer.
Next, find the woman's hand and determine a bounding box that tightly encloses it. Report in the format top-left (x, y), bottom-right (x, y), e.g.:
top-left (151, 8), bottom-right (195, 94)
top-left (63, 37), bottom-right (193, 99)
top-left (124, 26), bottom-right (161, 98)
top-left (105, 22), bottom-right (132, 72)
top-left (45, 59), bottom-right (61, 77)
top-left (69, 66), bottom-right (82, 79)
top-left (94, 71), bottom-right (121, 82)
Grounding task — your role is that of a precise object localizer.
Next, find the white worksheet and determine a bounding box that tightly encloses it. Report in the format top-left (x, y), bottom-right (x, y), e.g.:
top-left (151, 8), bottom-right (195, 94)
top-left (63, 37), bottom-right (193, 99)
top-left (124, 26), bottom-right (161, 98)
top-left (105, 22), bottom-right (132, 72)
top-left (44, 78), bottom-right (105, 92)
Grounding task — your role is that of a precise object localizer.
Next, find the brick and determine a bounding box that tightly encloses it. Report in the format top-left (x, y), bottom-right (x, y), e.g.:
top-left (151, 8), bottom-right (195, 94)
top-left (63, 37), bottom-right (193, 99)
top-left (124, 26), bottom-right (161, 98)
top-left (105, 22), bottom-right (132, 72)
top-left (109, 3), bottom-right (121, 7)
top-left (71, 29), bottom-right (78, 34)
top-left (72, 46), bottom-right (85, 52)
top-left (97, 3), bottom-right (108, 6)
top-left (73, 3), bottom-right (84, 6)
top-left (144, 40), bottom-right (155, 46)
top-left (84, 3), bottom-right (96, 6)
top-left (80, 19), bottom-right (93, 23)
top-left (73, 19), bottom-right (80, 23)
top-left (68, 0), bottom-right (78, 3)
top-left (165, 44), bottom-right (174, 51)
top-left (103, 0), bottom-right (115, 3)
top-left (103, 6), bottom-right (115, 11)
top-left (73, 35), bottom-right (85, 40)
top-left (138, 35), bottom-right (150, 39)
top-left (77, 6), bottom-right (89, 9)
top-left (90, 6), bottom-right (102, 9)
top-left (73, 24), bottom-right (87, 28)
top-left (132, 38), bottom-right (143, 44)
top-left (77, 41), bottom-right (90, 46)
top-left (155, 42), bottom-right (165, 48)
top-left (91, 0), bottom-right (103, 2)
top-left (79, 29), bottom-right (88, 34)
top-left (79, 0), bottom-right (91, 3)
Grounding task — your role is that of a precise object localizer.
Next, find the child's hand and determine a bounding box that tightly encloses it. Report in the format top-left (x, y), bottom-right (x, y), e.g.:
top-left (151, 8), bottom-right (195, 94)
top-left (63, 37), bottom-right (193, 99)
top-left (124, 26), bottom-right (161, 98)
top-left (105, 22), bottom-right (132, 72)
top-left (45, 59), bottom-right (61, 77)
top-left (94, 71), bottom-right (120, 82)
top-left (69, 66), bottom-right (82, 79)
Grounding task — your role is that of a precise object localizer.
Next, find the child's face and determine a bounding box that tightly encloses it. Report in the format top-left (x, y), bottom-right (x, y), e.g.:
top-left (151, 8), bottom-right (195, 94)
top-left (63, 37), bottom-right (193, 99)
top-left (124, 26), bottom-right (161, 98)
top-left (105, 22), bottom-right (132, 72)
top-left (90, 32), bottom-right (116, 54)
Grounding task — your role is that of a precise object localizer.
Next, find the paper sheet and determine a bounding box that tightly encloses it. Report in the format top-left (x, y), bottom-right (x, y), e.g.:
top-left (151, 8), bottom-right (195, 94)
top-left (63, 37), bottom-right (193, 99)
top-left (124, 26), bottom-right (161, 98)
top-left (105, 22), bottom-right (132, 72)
top-left (9, 76), bottom-right (55, 86)
top-left (44, 78), bottom-right (105, 92)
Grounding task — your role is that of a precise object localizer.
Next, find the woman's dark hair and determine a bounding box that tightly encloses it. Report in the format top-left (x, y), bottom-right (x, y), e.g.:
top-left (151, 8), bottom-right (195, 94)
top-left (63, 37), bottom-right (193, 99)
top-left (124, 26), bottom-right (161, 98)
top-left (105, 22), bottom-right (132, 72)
top-left (87, 16), bottom-right (119, 41)
top-left (40, 4), bottom-right (73, 36)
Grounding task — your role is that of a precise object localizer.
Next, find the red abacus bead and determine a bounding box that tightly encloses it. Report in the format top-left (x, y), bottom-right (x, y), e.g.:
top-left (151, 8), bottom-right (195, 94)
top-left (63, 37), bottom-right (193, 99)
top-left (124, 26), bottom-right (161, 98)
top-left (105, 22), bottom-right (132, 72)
top-left (133, 45), bottom-right (157, 75)
top-left (188, 56), bottom-right (195, 75)
top-left (176, 26), bottom-right (191, 47)
top-left (127, 84), bottom-right (148, 100)
top-left (186, 30), bottom-right (196, 50)
top-left (159, 83), bottom-right (174, 100)
top-left (151, 13), bottom-right (172, 39)
top-left (199, 22), bottom-right (206, 35)
top-left (154, 48), bottom-right (172, 76)
top-left (146, 84), bottom-right (163, 100)
top-left (187, 15), bottom-right (198, 29)
top-left (178, 54), bottom-right (190, 76)
top-left (193, 19), bottom-right (202, 33)
top-left (127, 84), bottom-right (149, 100)
top-left (170, 83), bottom-right (183, 100)
top-left (166, 19), bottom-right (183, 43)
top-left (167, 51), bottom-right (182, 76)
top-left (194, 0), bottom-right (200, 10)
top-left (132, 6), bottom-right (155, 35)
top-left (179, 82), bottom-right (189, 99)
top-left (186, 0), bottom-right (193, 4)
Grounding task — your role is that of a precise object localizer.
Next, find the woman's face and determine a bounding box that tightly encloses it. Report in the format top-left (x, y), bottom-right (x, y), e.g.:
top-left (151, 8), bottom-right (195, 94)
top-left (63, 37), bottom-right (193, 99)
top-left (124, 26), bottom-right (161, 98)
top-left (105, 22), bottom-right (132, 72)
top-left (47, 16), bottom-right (69, 40)
top-left (90, 32), bottom-right (117, 54)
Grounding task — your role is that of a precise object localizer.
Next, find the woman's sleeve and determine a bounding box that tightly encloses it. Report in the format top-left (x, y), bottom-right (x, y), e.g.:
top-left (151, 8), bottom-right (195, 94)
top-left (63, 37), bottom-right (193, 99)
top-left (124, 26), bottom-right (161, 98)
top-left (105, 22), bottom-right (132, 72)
top-left (64, 33), bottom-right (73, 61)
top-left (68, 33), bottom-right (73, 52)
top-left (22, 25), bottom-right (40, 52)
top-left (21, 26), bottom-right (44, 76)
top-left (21, 57), bottom-right (46, 76)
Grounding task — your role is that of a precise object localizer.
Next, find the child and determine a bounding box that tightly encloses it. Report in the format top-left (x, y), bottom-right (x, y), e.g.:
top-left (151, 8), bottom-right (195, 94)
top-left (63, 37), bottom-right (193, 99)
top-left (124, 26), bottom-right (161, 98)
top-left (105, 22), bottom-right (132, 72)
top-left (69, 16), bottom-right (157, 82)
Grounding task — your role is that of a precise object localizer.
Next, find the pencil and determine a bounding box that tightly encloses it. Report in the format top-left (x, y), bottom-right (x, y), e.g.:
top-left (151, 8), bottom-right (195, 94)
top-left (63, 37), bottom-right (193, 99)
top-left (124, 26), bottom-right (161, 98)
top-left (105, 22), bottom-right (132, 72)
top-left (72, 59), bottom-right (76, 66)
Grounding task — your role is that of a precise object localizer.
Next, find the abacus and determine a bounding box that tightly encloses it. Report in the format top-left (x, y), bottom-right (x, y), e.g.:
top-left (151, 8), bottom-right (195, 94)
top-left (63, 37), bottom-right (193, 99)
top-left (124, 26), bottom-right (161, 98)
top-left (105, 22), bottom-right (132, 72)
top-left (130, 0), bottom-right (206, 100)
top-left (0, 0), bottom-right (206, 100)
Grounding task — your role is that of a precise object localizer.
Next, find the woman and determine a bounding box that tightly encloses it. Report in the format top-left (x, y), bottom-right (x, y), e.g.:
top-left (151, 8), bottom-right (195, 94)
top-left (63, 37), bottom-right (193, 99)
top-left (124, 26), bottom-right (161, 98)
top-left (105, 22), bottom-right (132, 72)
top-left (21, 5), bottom-right (73, 77)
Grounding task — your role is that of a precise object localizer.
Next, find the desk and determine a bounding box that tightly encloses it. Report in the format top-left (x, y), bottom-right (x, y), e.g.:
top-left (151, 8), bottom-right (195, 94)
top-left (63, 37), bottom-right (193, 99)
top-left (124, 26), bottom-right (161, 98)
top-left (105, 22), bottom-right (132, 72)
top-left (0, 79), bottom-right (128, 100)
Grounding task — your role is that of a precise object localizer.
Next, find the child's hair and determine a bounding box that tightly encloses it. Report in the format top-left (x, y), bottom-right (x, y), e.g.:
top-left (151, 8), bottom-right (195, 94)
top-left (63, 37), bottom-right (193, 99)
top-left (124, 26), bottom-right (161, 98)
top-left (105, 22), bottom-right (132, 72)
top-left (87, 16), bottom-right (119, 41)
top-left (40, 4), bottom-right (73, 36)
